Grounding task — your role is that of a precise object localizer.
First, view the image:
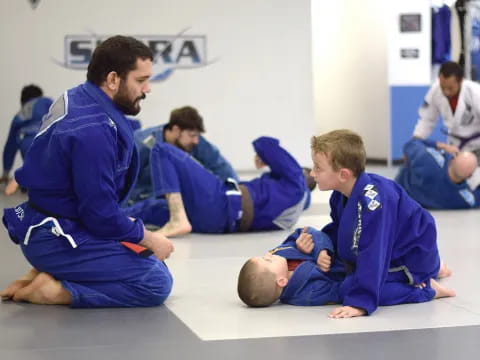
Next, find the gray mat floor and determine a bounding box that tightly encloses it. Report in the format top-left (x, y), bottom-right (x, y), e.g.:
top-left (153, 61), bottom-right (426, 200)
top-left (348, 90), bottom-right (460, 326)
top-left (1, 166), bottom-right (479, 360)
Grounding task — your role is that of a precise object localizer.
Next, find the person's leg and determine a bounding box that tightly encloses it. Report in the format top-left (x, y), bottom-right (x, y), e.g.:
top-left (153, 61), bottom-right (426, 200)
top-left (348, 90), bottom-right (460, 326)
top-left (150, 142), bottom-right (230, 234)
top-left (430, 278), bottom-right (456, 298)
top-left (379, 279), bottom-right (455, 306)
top-left (16, 223), bottom-right (173, 308)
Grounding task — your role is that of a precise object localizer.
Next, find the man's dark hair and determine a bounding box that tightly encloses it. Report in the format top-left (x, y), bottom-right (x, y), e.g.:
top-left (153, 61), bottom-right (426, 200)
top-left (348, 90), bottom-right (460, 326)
top-left (20, 84), bottom-right (43, 106)
top-left (166, 106), bottom-right (205, 132)
top-left (439, 61), bottom-right (464, 81)
top-left (87, 35), bottom-right (153, 86)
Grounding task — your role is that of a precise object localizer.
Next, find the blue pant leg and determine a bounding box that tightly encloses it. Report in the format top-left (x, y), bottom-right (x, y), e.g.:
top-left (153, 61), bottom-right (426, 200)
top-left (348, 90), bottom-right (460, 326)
top-left (150, 143), bottom-right (230, 232)
top-left (20, 224), bottom-right (173, 308)
top-left (379, 281), bottom-right (435, 306)
top-left (123, 198), bottom-right (170, 227)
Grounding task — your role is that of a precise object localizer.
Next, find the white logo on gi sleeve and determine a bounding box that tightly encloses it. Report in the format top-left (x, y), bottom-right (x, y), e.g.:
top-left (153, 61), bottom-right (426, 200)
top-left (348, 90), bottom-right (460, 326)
top-left (368, 199), bottom-right (381, 211)
top-left (15, 206), bottom-right (25, 221)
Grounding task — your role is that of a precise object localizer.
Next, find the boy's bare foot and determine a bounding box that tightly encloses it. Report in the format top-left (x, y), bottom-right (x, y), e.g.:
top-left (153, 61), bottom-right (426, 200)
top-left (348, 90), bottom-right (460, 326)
top-left (431, 278), bottom-right (456, 298)
top-left (437, 261), bottom-right (452, 279)
top-left (156, 221), bottom-right (192, 237)
top-left (0, 269), bottom-right (40, 300)
top-left (12, 272), bottom-right (72, 305)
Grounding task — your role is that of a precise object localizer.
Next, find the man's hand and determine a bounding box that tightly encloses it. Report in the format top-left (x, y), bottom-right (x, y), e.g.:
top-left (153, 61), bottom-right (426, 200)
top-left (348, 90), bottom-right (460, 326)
top-left (316, 249), bottom-right (331, 272)
top-left (329, 306), bottom-right (366, 319)
top-left (296, 227), bottom-right (314, 254)
top-left (436, 142), bottom-right (460, 155)
top-left (140, 230), bottom-right (174, 261)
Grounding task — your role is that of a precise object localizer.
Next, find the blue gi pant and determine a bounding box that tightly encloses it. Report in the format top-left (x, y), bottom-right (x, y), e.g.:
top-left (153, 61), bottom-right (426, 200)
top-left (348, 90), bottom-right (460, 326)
top-left (19, 221), bottom-right (173, 308)
top-left (126, 142), bottom-right (241, 233)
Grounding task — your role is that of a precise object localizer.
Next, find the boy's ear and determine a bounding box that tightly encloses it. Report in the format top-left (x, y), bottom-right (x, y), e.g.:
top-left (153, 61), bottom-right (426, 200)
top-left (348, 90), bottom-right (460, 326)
top-left (338, 168), bottom-right (353, 182)
top-left (276, 276), bottom-right (288, 288)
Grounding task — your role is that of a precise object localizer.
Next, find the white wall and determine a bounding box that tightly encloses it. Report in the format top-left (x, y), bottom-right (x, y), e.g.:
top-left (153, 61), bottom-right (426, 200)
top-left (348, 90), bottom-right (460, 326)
top-left (311, 0), bottom-right (390, 159)
top-left (0, 0), bottom-right (314, 171)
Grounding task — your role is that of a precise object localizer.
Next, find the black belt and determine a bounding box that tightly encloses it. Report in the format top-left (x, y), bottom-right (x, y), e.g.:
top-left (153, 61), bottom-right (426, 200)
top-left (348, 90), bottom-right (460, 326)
top-left (238, 185), bottom-right (254, 232)
top-left (28, 201), bottom-right (78, 220)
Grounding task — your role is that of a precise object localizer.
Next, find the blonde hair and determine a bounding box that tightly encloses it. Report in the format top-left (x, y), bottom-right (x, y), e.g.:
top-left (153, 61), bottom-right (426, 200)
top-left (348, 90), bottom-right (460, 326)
top-left (237, 259), bottom-right (281, 307)
top-left (311, 129), bottom-right (366, 177)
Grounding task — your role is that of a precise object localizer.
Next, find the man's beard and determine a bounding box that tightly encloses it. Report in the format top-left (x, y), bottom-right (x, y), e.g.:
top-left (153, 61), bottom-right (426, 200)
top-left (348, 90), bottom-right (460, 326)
top-left (174, 139), bottom-right (193, 152)
top-left (113, 85), bottom-right (146, 116)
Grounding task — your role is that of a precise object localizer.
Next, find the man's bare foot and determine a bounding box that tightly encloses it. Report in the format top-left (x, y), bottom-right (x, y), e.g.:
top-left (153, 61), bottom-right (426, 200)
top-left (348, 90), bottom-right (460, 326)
top-left (12, 272), bottom-right (72, 305)
top-left (437, 261), bottom-right (453, 279)
top-left (1, 269), bottom-right (40, 300)
top-left (156, 221), bottom-right (192, 237)
top-left (431, 278), bottom-right (456, 298)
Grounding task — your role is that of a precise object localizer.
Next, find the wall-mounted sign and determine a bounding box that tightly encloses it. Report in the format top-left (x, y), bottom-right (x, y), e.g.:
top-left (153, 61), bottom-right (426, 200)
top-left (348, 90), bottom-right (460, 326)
top-left (399, 14), bottom-right (421, 33)
top-left (400, 48), bottom-right (419, 58)
top-left (52, 29), bottom-right (216, 82)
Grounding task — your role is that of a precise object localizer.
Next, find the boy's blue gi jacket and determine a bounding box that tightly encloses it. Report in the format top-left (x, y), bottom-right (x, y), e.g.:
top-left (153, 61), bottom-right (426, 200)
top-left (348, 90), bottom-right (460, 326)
top-left (3, 96), bottom-right (53, 172)
top-left (131, 124), bottom-right (238, 201)
top-left (4, 82), bottom-right (144, 246)
top-left (322, 172), bottom-right (440, 315)
top-left (396, 138), bottom-right (480, 209)
top-left (269, 227), bottom-right (345, 306)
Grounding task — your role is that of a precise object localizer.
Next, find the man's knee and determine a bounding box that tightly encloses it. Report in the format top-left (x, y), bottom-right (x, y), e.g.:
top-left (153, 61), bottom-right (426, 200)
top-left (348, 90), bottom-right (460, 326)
top-left (137, 264), bottom-right (173, 306)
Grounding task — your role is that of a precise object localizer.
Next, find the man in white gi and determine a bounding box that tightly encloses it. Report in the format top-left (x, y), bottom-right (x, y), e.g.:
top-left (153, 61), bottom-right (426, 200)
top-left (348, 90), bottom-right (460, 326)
top-left (413, 61), bottom-right (480, 188)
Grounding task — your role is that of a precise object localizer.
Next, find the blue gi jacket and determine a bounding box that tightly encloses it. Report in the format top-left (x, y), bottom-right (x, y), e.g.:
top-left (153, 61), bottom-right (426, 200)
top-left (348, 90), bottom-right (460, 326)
top-left (131, 124), bottom-right (238, 201)
top-left (322, 172), bottom-right (440, 315)
top-left (241, 137), bottom-right (311, 231)
top-left (275, 227), bottom-right (345, 306)
top-left (396, 138), bottom-right (480, 209)
top-left (3, 96), bottom-right (53, 172)
top-left (9, 82), bottom-right (144, 245)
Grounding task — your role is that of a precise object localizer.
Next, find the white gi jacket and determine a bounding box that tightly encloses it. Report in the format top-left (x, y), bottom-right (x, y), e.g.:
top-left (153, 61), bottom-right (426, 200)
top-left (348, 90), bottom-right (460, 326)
top-left (413, 79), bottom-right (480, 152)
top-left (413, 79), bottom-right (480, 188)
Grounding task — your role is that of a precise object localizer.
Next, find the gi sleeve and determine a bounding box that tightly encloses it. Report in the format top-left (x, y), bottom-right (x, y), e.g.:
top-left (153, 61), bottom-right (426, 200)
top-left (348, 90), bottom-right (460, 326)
top-left (413, 85), bottom-right (441, 139)
top-left (3, 115), bottom-right (21, 173)
top-left (341, 203), bottom-right (394, 315)
top-left (252, 136), bottom-right (303, 180)
top-left (69, 123), bottom-right (144, 243)
top-left (279, 226), bottom-right (334, 261)
top-left (192, 135), bottom-right (238, 181)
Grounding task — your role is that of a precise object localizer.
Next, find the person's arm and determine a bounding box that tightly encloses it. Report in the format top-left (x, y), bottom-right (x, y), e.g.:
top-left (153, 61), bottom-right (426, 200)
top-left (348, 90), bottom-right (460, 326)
top-left (252, 136), bottom-right (303, 180)
top-left (413, 85), bottom-right (441, 139)
top-left (2, 116), bottom-right (21, 182)
top-left (339, 200), bottom-right (394, 316)
top-left (69, 123), bottom-right (144, 243)
top-left (192, 136), bottom-right (238, 181)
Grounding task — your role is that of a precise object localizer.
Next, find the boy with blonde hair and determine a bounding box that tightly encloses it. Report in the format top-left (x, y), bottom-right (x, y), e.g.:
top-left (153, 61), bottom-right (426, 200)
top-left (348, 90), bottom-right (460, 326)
top-left (311, 129), bottom-right (454, 318)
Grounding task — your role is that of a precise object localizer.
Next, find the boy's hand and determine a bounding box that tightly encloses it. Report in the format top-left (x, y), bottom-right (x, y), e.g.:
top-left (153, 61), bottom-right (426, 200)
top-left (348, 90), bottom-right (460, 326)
top-left (296, 227), bottom-right (314, 254)
top-left (316, 249), bottom-right (331, 272)
top-left (329, 306), bottom-right (366, 319)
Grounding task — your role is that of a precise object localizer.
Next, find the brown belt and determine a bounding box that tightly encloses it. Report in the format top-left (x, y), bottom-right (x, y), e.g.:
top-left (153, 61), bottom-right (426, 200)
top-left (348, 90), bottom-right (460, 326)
top-left (238, 184), bottom-right (254, 232)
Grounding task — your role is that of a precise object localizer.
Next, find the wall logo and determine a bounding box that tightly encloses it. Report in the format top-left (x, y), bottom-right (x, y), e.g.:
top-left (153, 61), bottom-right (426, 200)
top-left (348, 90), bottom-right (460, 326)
top-left (53, 29), bottom-right (216, 82)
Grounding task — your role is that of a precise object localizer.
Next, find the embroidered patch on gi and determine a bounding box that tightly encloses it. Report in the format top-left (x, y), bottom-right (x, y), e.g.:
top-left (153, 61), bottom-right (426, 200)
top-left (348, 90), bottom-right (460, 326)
top-left (14, 206), bottom-right (24, 221)
top-left (459, 188), bottom-right (476, 207)
top-left (367, 199), bottom-right (381, 211)
top-left (142, 134), bottom-right (156, 149)
top-left (351, 202), bottom-right (362, 255)
top-left (363, 184), bottom-right (382, 211)
top-left (425, 147), bottom-right (445, 168)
